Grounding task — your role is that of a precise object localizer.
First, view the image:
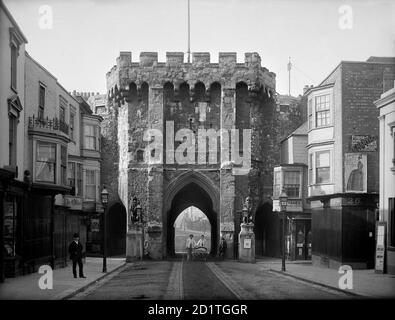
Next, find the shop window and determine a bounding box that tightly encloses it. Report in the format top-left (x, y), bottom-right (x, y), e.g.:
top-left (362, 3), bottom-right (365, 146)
top-left (35, 141), bottom-right (56, 183)
top-left (284, 171), bottom-right (301, 198)
top-left (84, 125), bottom-right (96, 150)
top-left (315, 94), bottom-right (331, 127)
top-left (86, 170), bottom-right (96, 200)
top-left (316, 151), bottom-right (330, 184)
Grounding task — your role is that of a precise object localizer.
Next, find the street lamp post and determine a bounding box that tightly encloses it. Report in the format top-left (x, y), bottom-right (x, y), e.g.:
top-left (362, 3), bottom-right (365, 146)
top-left (101, 186), bottom-right (109, 273)
top-left (279, 188), bottom-right (288, 272)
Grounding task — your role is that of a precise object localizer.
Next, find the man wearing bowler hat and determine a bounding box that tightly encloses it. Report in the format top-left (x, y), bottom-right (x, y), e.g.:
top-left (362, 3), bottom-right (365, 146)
top-left (68, 233), bottom-right (86, 278)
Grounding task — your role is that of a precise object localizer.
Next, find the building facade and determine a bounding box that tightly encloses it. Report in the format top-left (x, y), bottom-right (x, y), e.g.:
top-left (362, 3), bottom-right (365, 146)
top-left (102, 51), bottom-right (278, 260)
top-left (306, 57), bottom-right (395, 269)
top-left (375, 81), bottom-right (395, 274)
top-left (270, 121), bottom-right (311, 260)
top-left (0, 0), bottom-right (28, 282)
top-left (24, 52), bottom-right (76, 270)
top-left (68, 95), bottom-right (104, 256)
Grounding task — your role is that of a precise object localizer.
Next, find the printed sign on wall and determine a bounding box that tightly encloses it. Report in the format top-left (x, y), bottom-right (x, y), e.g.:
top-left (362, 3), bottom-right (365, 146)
top-left (351, 135), bottom-right (377, 152)
top-left (244, 238), bottom-right (251, 249)
top-left (344, 153), bottom-right (367, 193)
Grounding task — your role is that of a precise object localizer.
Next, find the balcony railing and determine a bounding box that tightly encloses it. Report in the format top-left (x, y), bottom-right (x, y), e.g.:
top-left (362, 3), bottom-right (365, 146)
top-left (28, 115), bottom-right (69, 135)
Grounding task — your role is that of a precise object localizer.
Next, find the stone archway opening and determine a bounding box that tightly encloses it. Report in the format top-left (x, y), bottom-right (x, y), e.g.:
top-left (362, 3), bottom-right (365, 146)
top-left (166, 181), bottom-right (218, 258)
top-left (107, 201), bottom-right (127, 257)
top-left (174, 206), bottom-right (212, 254)
top-left (254, 202), bottom-right (275, 258)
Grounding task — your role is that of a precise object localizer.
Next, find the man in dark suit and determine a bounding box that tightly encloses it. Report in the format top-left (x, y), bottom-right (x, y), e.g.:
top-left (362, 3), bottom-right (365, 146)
top-left (68, 233), bottom-right (86, 278)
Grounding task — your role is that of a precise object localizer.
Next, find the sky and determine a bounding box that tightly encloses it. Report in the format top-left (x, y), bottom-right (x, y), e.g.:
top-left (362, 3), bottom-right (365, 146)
top-left (4, 0), bottom-right (395, 96)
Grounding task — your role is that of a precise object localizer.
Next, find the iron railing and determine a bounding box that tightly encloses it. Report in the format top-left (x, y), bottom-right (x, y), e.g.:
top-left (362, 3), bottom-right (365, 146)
top-left (28, 115), bottom-right (69, 135)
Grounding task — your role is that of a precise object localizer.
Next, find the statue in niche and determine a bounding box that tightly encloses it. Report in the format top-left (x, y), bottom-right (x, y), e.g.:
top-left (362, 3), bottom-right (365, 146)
top-left (242, 196), bottom-right (254, 224)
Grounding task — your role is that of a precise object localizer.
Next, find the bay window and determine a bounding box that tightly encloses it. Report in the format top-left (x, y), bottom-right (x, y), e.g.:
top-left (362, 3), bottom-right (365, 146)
top-left (315, 94), bottom-right (331, 127)
top-left (35, 141), bottom-right (56, 183)
top-left (308, 153), bottom-right (313, 185)
top-left (284, 171), bottom-right (301, 198)
top-left (316, 151), bottom-right (331, 184)
top-left (61, 146), bottom-right (67, 185)
top-left (68, 162), bottom-right (83, 196)
top-left (84, 125), bottom-right (96, 150)
top-left (308, 99), bottom-right (313, 130)
top-left (68, 162), bottom-right (75, 193)
top-left (273, 171), bottom-right (281, 198)
top-left (86, 170), bottom-right (96, 200)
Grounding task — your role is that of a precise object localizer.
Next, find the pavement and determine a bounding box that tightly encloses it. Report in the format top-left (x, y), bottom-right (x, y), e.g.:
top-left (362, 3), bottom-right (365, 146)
top-left (1, 256), bottom-right (394, 300)
top-left (0, 257), bottom-right (126, 300)
top-left (256, 257), bottom-right (395, 299)
top-left (71, 261), bottom-right (173, 300)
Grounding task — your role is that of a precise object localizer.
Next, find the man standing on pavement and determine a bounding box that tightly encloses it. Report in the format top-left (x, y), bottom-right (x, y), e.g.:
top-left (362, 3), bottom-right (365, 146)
top-left (186, 234), bottom-right (196, 261)
top-left (68, 233), bottom-right (86, 278)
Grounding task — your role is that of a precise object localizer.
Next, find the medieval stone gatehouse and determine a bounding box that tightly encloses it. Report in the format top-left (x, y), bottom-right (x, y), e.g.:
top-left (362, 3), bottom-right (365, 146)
top-left (102, 51), bottom-right (279, 260)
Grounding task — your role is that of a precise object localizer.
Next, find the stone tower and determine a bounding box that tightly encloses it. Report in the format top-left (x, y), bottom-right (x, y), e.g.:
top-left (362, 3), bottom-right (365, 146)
top-left (103, 51), bottom-right (277, 260)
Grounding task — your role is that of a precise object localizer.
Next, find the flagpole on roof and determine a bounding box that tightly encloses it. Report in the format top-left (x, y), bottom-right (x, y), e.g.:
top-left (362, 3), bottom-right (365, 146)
top-left (187, 0), bottom-right (191, 63)
top-left (287, 57), bottom-right (292, 96)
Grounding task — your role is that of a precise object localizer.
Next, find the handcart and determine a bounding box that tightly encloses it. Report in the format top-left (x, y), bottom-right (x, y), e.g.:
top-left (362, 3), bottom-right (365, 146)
top-left (193, 246), bottom-right (208, 261)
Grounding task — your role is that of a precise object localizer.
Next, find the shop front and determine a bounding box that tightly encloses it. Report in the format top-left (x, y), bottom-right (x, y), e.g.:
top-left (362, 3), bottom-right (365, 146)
top-left (1, 169), bottom-right (26, 280)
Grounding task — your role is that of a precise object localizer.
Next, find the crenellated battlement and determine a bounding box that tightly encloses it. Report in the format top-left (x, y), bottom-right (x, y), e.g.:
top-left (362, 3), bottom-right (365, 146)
top-left (108, 51), bottom-right (266, 69)
top-left (106, 51), bottom-right (276, 103)
top-left (70, 90), bottom-right (101, 98)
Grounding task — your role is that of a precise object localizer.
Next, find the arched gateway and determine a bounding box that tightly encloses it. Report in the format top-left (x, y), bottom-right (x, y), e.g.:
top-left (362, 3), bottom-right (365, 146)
top-left (101, 51), bottom-right (277, 260)
top-left (163, 171), bottom-right (220, 257)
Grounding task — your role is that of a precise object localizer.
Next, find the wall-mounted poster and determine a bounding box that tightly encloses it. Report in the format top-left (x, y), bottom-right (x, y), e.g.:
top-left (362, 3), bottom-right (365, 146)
top-left (91, 218), bottom-right (100, 233)
top-left (344, 153), bottom-right (367, 193)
